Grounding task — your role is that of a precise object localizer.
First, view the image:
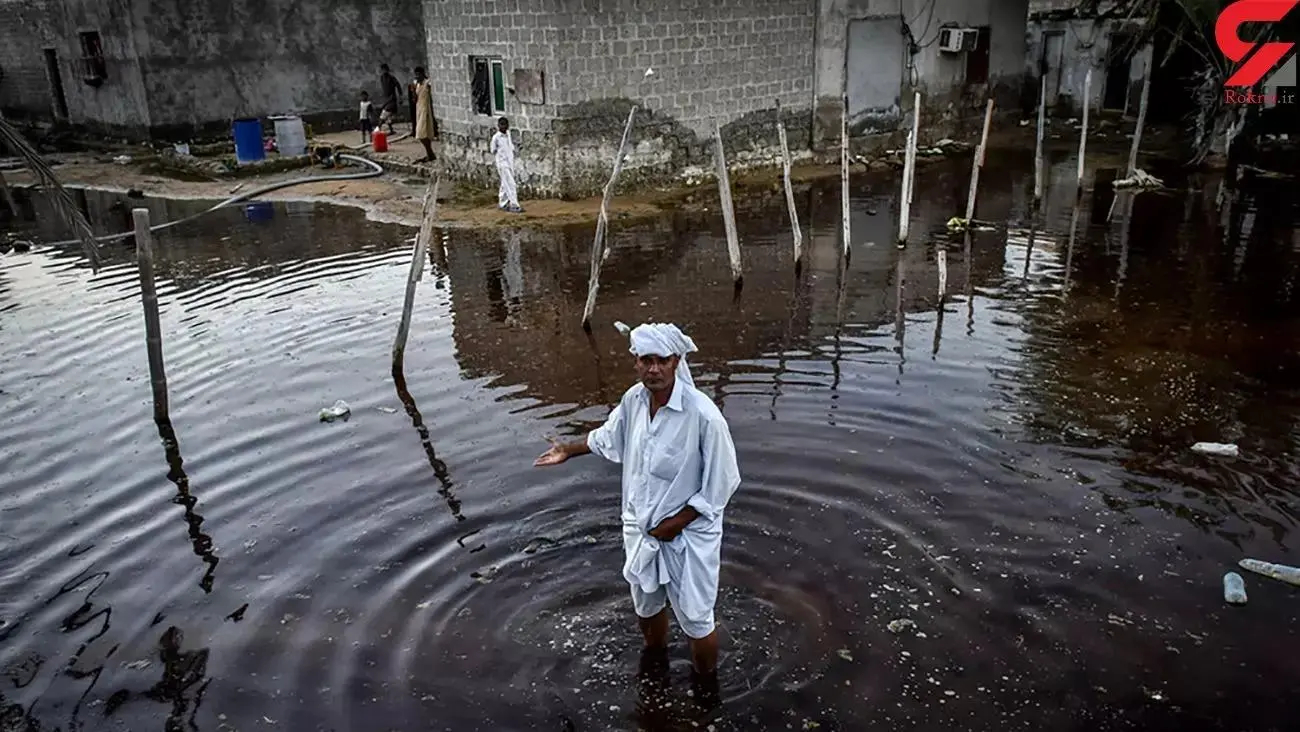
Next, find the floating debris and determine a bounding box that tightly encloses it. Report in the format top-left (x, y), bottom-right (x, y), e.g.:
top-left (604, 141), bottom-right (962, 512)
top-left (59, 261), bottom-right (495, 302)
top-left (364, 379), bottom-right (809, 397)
top-left (837, 648), bottom-right (853, 662)
top-left (1191, 442), bottom-right (1238, 458)
top-left (1223, 572), bottom-right (1248, 605)
top-left (1238, 558), bottom-right (1300, 588)
top-left (319, 400), bottom-right (351, 422)
top-left (887, 618), bottom-right (916, 634)
top-left (1113, 169), bottom-right (1164, 190)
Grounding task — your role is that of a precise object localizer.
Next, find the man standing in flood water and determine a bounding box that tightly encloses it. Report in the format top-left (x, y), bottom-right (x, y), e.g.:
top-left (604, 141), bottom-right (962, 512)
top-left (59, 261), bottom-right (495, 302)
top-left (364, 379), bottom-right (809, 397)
top-left (534, 323), bottom-right (741, 682)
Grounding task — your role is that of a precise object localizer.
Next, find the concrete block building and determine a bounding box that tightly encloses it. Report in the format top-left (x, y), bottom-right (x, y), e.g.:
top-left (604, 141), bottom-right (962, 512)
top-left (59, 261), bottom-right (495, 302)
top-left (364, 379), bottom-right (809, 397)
top-left (1024, 0), bottom-right (1154, 118)
top-left (425, 0), bottom-right (1030, 198)
top-left (0, 0), bottom-right (424, 140)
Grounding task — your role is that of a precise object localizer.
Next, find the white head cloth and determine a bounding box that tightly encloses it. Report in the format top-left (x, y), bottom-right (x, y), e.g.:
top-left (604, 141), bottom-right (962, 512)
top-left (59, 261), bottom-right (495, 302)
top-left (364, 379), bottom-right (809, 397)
top-left (624, 322), bottom-right (698, 389)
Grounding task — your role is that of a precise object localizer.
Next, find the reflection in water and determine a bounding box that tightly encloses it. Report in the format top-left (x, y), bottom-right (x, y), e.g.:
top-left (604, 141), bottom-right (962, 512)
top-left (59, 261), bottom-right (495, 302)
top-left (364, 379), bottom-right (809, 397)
top-left (1, 151), bottom-right (1299, 730)
top-left (156, 418), bottom-right (220, 594)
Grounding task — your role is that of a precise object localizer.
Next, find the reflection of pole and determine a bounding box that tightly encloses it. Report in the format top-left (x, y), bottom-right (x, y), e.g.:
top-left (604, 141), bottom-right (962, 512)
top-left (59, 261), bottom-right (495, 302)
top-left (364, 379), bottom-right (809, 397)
top-left (1022, 226), bottom-right (1036, 281)
top-left (392, 361), bottom-right (461, 522)
top-left (1115, 192), bottom-right (1134, 299)
top-left (964, 232), bottom-right (974, 336)
top-left (134, 209), bottom-right (169, 422)
top-left (894, 255), bottom-right (906, 380)
top-left (1063, 201), bottom-right (1081, 296)
top-left (156, 416), bottom-right (220, 593)
top-left (393, 177), bottom-right (440, 368)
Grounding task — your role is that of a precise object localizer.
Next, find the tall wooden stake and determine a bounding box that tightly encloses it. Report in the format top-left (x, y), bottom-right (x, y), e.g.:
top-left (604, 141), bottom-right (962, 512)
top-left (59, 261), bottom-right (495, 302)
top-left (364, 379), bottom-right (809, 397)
top-left (937, 248), bottom-right (948, 302)
top-left (1076, 68), bottom-right (1092, 195)
top-left (776, 100), bottom-right (803, 267)
top-left (1126, 45), bottom-right (1154, 178)
top-left (898, 91), bottom-right (921, 246)
top-left (1033, 74), bottom-right (1047, 208)
top-left (840, 95), bottom-right (851, 261)
top-left (581, 106), bottom-right (638, 330)
top-left (714, 120), bottom-right (743, 287)
top-left (392, 176), bottom-right (440, 367)
top-left (964, 98), bottom-right (995, 223)
top-left (133, 208), bottom-right (169, 422)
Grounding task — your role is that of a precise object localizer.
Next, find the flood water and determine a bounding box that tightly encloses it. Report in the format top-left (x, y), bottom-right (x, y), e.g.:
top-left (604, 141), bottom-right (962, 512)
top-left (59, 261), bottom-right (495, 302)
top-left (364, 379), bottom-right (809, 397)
top-left (2, 151), bottom-right (1299, 731)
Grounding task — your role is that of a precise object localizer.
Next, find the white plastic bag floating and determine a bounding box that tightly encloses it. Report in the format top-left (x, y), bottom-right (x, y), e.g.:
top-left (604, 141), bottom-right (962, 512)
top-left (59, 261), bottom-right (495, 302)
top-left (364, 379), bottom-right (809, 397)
top-left (1222, 572), bottom-right (1247, 605)
top-left (319, 400), bottom-right (351, 422)
top-left (1191, 442), bottom-right (1239, 458)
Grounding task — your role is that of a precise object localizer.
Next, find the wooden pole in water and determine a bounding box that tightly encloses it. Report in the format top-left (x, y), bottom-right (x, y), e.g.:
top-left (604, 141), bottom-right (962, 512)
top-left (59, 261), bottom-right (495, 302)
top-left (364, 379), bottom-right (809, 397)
top-left (776, 100), bottom-right (803, 267)
top-left (1126, 45), bottom-right (1153, 179)
top-left (581, 106), bottom-right (638, 330)
top-left (840, 95), bottom-right (851, 261)
top-left (393, 176), bottom-right (440, 367)
top-left (1076, 68), bottom-right (1092, 196)
top-left (898, 91), bottom-right (921, 246)
top-left (937, 248), bottom-right (948, 302)
top-left (1033, 74), bottom-right (1047, 208)
top-left (714, 119), bottom-right (743, 287)
top-left (0, 170), bottom-right (17, 217)
top-left (133, 208), bottom-right (169, 422)
top-left (964, 98), bottom-right (994, 224)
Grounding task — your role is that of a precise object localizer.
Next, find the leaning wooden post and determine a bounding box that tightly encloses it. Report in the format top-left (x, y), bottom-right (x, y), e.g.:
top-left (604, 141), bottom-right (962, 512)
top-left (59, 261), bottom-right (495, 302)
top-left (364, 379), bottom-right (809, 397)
top-left (776, 100), bottom-right (803, 267)
top-left (1126, 45), bottom-right (1153, 178)
top-left (392, 176), bottom-right (440, 367)
top-left (840, 95), bottom-right (851, 261)
top-left (1033, 74), bottom-right (1047, 208)
top-left (133, 208), bottom-right (169, 422)
top-left (581, 106), bottom-right (637, 330)
top-left (714, 120), bottom-right (743, 287)
top-left (964, 98), bottom-right (994, 224)
top-left (898, 91), bottom-right (921, 246)
top-left (1076, 68), bottom-right (1092, 196)
top-left (937, 248), bottom-right (948, 302)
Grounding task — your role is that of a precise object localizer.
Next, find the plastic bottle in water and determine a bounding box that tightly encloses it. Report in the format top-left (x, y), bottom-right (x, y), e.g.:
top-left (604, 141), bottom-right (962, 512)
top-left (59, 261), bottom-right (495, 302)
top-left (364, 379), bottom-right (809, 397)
top-left (1223, 572), bottom-right (1247, 605)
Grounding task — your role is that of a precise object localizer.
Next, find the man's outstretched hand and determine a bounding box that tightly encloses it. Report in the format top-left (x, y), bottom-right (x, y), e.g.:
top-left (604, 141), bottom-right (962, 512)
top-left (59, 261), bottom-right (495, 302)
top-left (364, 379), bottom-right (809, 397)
top-left (534, 438), bottom-right (570, 467)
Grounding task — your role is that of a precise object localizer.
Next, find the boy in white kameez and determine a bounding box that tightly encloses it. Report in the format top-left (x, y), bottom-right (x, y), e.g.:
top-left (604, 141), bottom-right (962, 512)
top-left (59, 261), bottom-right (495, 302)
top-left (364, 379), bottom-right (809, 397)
top-left (490, 116), bottom-right (522, 213)
top-left (534, 322), bottom-right (741, 682)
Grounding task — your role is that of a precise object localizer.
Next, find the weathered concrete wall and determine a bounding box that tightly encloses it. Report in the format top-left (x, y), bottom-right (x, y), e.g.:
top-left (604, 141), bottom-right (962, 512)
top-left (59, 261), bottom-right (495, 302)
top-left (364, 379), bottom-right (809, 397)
top-left (1025, 16), bottom-right (1152, 117)
top-left (0, 0), bottom-right (151, 136)
top-left (425, 0), bottom-right (818, 199)
top-left (134, 0), bottom-right (425, 140)
top-left (815, 0), bottom-right (1029, 146)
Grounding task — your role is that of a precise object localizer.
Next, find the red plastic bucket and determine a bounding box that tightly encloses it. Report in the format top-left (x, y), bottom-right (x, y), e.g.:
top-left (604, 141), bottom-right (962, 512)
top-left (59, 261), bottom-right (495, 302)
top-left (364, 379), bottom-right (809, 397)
top-left (372, 130), bottom-right (388, 152)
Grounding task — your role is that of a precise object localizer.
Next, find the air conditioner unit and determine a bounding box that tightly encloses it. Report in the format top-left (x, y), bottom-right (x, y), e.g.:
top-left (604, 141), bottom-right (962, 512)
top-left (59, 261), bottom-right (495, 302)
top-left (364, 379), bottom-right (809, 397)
top-left (960, 28), bottom-right (980, 51)
top-left (938, 27), bottom-right (964, 53)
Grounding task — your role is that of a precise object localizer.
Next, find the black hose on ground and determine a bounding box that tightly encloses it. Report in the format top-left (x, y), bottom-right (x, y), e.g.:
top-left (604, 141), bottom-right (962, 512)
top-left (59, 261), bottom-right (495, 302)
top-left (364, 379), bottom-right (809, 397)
top-left (43, 153), bottom-right (385, 248)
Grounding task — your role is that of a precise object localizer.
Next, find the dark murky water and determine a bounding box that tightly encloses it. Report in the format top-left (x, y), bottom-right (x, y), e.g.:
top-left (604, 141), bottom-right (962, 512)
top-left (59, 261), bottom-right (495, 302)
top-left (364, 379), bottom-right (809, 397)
top-left (2, 151), bottom-right (1299, 731)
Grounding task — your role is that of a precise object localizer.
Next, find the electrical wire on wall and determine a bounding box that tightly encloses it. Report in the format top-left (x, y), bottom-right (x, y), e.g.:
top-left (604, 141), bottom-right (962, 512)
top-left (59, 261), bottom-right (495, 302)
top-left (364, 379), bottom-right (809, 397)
top-left (899, 0), bottom-right (941, 88)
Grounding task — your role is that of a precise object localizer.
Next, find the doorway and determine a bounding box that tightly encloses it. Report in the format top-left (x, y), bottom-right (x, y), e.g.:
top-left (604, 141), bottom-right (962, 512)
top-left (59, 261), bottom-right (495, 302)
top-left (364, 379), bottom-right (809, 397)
top-left (43, 48), bottom-right (69, 119)
top-left (846, 17), bottom-right (906, 132)
top-left (1102, 33), bottom-right (1132, 111)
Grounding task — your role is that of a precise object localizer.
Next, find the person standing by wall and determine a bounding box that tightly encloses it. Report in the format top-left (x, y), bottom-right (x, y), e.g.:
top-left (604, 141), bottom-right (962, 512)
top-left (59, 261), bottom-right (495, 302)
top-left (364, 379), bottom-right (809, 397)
top-left (412, 67), bottom-right (437, 163)
top-left (378, 64), bottom-right (401, 135)
top-left (490, 117), bottom-right (522, 213)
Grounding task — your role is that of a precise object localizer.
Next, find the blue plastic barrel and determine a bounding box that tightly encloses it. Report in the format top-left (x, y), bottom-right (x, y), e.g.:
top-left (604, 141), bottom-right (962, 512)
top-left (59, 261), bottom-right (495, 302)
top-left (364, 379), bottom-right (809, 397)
top-left (232, 118), bottom-right (265, 165)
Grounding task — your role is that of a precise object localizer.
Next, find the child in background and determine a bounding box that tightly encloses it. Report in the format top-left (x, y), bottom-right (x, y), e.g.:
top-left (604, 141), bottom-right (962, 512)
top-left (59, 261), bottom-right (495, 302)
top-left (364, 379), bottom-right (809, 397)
top-left (359, 91), bottom-right (375, 144)
top-left (490, 116), bottom-right (522, 213)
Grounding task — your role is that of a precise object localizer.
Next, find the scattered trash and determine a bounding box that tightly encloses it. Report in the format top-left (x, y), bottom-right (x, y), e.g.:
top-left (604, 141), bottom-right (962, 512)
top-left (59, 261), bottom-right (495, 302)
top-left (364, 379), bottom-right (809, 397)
top-left (318, 400), bottom-right (351, 422)
top-left (376, 406), bottom-right (398, 414)
top-left (1223, 572), bottom-right (1248, 605)
top-left (173, 143), bottom-right (191, 156)
top-left (887, 618), bottom-right (916, 634)
top-left (1191, 442), bottom-right (1239, 458)
top-left (1238, 558), bottom-right (1300, 588)
top-left (644, 67), bottom-right (654, 77)
top-left (113, 155), bottom-right (132, 165)
top-left (11, 240), bottom-right (33, 253)
top-left (837, 648), bottom-right (853, 662)
top-left (945, 216), bottom-right (996, 233)
top-left (1113, 169), bottom-right (1164, 190)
